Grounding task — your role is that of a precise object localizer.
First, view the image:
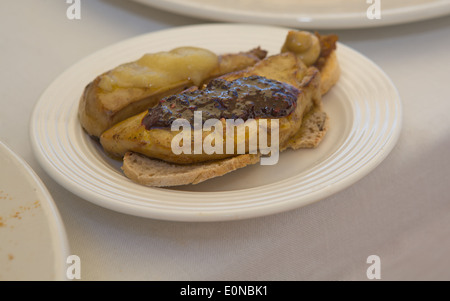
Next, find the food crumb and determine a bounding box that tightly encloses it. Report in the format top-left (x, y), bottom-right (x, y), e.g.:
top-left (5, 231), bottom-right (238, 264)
top-left (10, 212), bottom-right (21, 220)
top-left (1, 199), bottom-right (41, 226)
top-left (8, 254), bottom-right (14, 261)
top-left (0, 191), bottom-right (12, 200)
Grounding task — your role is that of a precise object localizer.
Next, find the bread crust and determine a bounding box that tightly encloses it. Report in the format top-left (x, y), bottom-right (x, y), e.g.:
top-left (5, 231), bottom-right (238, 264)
top-left (319, 51), bottom-right (340, 95)
top-left (122, 152), bottom-right (261, 187)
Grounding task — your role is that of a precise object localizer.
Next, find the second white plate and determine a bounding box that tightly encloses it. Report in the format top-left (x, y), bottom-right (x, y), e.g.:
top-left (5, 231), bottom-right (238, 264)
top-left (0, 141), bottom-right (70, 280)
top-left (30, 24), bottom-right (402, 222)
top-left (132, 0), bottom-right (450, 29)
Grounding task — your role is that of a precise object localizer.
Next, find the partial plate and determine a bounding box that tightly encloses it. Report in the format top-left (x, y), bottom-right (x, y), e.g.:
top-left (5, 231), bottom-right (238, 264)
top-left (131, 0), bottom-right (450, 29)
top-left (30, 24), bottom-right (402, 222)
top-left (0, 141), bottom-right (70, 280)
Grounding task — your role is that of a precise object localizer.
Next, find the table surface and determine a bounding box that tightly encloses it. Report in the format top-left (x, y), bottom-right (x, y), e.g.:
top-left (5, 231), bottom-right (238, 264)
top-left (1, 0), bottom-right (450, 281)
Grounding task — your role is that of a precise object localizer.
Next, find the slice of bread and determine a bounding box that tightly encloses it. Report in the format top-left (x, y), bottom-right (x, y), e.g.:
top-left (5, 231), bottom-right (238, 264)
top-left (122, 107), bottom-right (328, 187)
top-left (122, 152), bottom-right (261, 187)
top-left (282, 107), bottom-right (329, 150)
top-left (319, 51), bottom-right (340, 96)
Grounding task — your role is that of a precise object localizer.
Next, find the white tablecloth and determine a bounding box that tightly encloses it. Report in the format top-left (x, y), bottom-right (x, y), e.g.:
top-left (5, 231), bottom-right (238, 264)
top-left (1, 0), bottom-right (449, 281)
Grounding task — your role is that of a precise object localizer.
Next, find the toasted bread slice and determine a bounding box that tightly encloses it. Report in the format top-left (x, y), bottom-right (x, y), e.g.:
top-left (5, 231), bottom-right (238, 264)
top-left (122, 108), bottom-right (329, 187)
top-left (319, 51), bottom-right (340, 96)
top-left (122, 153), bottom-right (261, 187)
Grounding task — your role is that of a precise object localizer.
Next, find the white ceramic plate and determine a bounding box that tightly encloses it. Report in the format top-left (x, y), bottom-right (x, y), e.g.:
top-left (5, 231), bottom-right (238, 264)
top-left (131, 0), bottom-right (450, 29)
top-left (0, 141), bottom-right (70, 280)
top-left (30, 24), bottom-right (402, 222)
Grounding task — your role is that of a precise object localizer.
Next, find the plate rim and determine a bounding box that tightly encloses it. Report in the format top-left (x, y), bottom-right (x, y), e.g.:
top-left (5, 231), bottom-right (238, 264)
top-left (30, 23), bottom-right (402, 222)
top-left (0, 141), bottom-right (71, 280)
top-left (131, 0), bottom-right (450, 29)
